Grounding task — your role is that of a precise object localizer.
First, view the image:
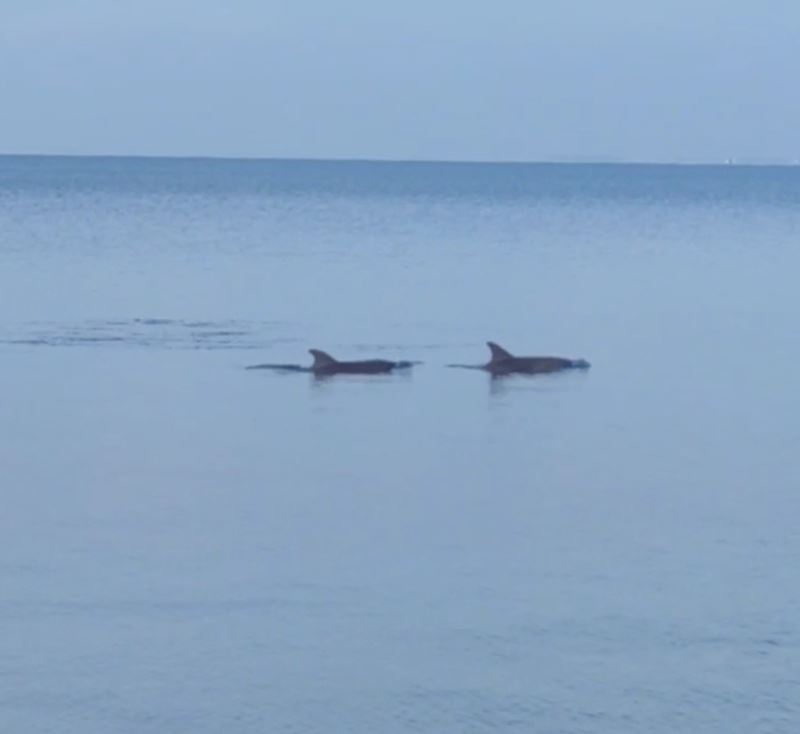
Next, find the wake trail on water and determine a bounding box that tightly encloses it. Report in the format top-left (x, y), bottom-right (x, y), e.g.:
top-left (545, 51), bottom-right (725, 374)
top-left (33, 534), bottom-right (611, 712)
top-left (245, 363), bottom-right (310, 372)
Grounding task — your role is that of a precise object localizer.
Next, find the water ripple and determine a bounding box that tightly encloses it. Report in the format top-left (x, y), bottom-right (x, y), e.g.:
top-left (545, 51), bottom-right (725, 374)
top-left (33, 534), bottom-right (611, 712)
top-left (0, 319), bottom-right (295, 351)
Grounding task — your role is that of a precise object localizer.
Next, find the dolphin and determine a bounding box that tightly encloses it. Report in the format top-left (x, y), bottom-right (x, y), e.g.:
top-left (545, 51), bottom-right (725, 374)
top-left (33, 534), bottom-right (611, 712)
top-left (247, 349), bottom-right (418, 376)
top-left (448, 341), bottom-right (590, 376)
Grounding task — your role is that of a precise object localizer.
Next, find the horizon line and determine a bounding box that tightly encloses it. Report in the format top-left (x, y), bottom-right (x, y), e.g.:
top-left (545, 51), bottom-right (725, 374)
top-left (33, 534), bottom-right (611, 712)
top-left (1, 151), bottom-right (799, 168)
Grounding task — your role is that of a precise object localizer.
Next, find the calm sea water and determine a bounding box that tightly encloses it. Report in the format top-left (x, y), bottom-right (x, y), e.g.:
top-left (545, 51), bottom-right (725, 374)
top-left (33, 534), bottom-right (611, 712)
top-left (2, 155), bottom-right (799, 733)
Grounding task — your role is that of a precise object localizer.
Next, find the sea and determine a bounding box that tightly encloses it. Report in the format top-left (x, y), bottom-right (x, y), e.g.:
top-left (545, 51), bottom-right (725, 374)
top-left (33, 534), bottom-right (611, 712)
top-left (1, 155), bottom-right (799, 733)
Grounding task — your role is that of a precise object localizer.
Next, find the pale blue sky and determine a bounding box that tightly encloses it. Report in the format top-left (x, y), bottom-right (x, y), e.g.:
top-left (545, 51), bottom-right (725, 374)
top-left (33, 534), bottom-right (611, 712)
top-left (2, 0), bottom-right (798, 162)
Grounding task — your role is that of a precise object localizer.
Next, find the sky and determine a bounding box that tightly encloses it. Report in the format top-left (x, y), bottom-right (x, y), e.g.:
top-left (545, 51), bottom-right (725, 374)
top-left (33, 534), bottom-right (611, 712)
top-left (1, 0), bottom-right (799, 162)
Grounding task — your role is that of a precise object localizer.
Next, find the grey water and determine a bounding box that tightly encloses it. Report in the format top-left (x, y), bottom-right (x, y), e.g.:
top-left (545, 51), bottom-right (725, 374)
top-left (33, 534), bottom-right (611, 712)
top-left (2, 155), bottom-right (799, 733)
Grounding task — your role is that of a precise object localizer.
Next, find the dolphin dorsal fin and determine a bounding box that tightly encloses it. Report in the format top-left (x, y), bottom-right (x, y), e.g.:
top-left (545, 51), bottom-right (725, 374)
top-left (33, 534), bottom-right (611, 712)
top-left (487, 341), bottom-right (514, 364)
top-left (309, 349), bottom-right (337, 368)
